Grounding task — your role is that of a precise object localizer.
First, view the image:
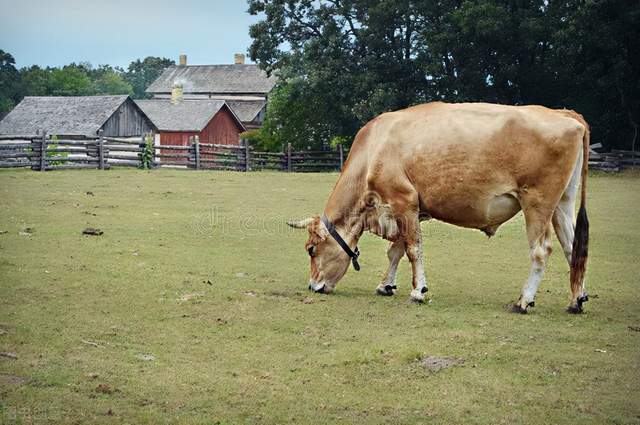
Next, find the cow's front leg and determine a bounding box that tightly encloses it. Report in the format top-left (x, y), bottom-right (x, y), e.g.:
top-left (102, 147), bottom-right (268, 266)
top-left (404, 217), bottom-right (428, 303)
top-left (376, 240), bottom-right (405, 296)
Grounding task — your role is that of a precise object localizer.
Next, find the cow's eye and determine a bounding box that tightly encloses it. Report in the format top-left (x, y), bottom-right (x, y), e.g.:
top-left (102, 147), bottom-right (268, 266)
top-left (307, 245), bottom-right (317, 257)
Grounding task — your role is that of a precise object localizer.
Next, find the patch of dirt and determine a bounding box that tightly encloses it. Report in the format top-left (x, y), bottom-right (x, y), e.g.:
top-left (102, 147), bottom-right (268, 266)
top-left (0, 374), bottom-right (28, 385)
top-left (82, 228), bottom-right (103, 236)
top-left (96, 383), bottom-right (114, 394)
top-left (628, 326), bottom-right (640, 332)
top-left (301, 296), bottom-right (315, 304)
top-left (418, 355), bottom-right (464, 372)
top-left (19, 227), bottom-right (34, 236)
top-left (264, 289), bottom-right (300, 300)
top-left (179, 293), bottom-right (203, 301)
top-left (0, 351), bottom-right (18, 360)
top-left (135, 353), bottom-right (155, 361)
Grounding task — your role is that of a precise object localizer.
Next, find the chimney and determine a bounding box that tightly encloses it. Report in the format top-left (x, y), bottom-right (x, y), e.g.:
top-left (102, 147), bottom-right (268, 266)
top-left (171, 82), bottom-right (183, 105)
top-left (179, 54), bottom-right (187, 66)
top-left (234, 53), bottom-right (245, 65)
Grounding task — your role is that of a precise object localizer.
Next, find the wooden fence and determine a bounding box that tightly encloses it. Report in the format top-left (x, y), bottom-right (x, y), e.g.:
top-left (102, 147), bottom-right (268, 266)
top-left (588, 146), bottom-right (640, 172)
top-left (4, 132), bottom-right (635, 173)
top-left (157, 137), bottom-right (346, 172)
top-left (0, 132), bottom-right (347, 172)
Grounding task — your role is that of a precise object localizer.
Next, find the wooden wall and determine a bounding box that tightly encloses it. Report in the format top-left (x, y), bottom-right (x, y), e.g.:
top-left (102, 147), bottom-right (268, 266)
top-left (200, 106), bottom-right (243, 145)
top-left (160, 131), bottom-right (197, 146)
top-left (159, 106), bottom-right (242, 146)
top-left (101, 98), bottom-right (155, 137)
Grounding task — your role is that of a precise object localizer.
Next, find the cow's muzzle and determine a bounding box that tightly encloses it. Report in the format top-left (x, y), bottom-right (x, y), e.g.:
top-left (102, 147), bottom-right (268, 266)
top-left (308, 283), bottom-right (326, 293)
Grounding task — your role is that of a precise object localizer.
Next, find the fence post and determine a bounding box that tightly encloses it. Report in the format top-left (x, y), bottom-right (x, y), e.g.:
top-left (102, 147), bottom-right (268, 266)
top-left (194, 135), bottom-right (200, 170)
top-left (338, 143), bottom-right (344, 171)
top-left (97, 129), bottom-right (104, 170)
top-left (39, 131), bottom-right (47, 171)
top-left (244, 139), bottom-right (250, 172)
top-left (287, 143), bottom-right (292, 172)
top-left (151, 133), bottom-right (157, 168)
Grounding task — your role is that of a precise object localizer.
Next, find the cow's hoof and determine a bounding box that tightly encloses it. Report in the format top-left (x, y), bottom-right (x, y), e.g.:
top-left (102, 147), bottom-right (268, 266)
top-left (376, 284), bottom-right (396, 296)
top-left (510, 303), bottom-right (528, 314)
top-left (567, 304), bottom-right (583, 314)
top-left (410, 289), bottom-right (425, 303)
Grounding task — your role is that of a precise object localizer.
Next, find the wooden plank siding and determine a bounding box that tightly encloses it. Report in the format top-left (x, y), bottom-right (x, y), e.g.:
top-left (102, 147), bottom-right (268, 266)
top-left (200, 106), bottom-right (244, 145)
top-left (101, 98), bottom-right (155, 137)
top-left (158, 106), bottom-right (243, 164)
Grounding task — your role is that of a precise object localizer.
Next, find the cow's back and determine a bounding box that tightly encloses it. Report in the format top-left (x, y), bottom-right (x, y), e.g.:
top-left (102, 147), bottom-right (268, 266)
top-left (360, 102), bottom-right (585, 228)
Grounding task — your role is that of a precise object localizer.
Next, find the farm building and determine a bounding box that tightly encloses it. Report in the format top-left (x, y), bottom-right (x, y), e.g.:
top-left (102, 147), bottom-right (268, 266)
top-left (135, 96), bottom-right (246, 147)
top-left (0, 95), bottom-right (155, 138)
top-left (145, 54), bottom-right (276, 129)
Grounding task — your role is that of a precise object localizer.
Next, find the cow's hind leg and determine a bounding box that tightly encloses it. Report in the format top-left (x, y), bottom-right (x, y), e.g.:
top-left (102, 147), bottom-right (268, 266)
top-left (512, 209), bottom-right (553, 314)
top-left (376, 240), bottom-right (405, 296)
top-left (552, 155), bottom-right (589, 313)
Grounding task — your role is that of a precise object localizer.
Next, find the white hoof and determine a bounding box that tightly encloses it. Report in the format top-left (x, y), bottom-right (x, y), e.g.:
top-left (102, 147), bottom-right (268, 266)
top-left (410, 289), bottom-right (425, 303)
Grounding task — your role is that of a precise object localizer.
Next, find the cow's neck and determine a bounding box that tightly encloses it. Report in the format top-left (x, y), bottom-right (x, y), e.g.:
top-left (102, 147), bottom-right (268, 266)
top-left (323, 159), bottom-right (367, 246)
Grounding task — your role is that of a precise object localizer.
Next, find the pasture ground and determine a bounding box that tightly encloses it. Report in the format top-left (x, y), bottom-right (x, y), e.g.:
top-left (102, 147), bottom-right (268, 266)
top-left (0, 169), bottom-right (639, 424)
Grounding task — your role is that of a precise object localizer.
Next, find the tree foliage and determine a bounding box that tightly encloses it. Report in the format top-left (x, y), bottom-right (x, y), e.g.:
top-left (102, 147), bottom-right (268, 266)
top-left (0, 50), bottom-right (21, 112)
top-left (248, 0), bottom-right (639, 151)
top-left (0, 54), bottom-right (174, 113)
top-left (124, 56), bottom-right (175, 99)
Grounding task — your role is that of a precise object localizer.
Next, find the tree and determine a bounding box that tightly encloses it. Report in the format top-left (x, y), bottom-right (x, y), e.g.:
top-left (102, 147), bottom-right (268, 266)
top-left (551, 0), bottom-right (640, 151)
top-left (48, 63), bottom-right (95, 96)
top-left (0, 50), bottom-right (21, 112)
top-left (248, 0), bottom-right (640, 150)
top-left (20, 65), bottom-right (51, 96)
top-left (92, 65), bottom-right (133, 95)
top-left (125, 57), bottom-right (175, 99)
top-left (248, 0), bottom-right (433, 149)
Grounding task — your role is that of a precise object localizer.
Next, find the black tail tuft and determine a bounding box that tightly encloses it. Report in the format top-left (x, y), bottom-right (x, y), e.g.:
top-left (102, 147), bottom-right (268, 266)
top-left (570, 205), bottom-right (589, 296)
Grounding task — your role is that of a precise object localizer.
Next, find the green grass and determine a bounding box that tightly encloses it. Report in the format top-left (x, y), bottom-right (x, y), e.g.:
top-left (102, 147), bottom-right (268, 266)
top-left (0, 168), bottom-right (639, 424)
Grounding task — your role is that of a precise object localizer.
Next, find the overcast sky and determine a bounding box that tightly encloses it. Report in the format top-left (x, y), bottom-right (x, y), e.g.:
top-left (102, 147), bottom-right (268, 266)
top-left (0, 0), bottom-right (261, 69)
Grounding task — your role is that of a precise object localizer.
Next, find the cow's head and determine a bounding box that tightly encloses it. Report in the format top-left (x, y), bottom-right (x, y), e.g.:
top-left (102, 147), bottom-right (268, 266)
top-left (287, 215), bottom-right (352, 293)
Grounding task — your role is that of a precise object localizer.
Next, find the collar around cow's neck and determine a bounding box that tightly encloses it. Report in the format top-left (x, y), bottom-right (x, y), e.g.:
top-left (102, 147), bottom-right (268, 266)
top-left (321, 215), bottom-right (361, 271)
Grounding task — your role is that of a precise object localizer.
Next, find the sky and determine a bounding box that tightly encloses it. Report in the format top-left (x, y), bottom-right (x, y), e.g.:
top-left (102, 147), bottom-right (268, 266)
top-left (0, 0), bottom-right (261, 69)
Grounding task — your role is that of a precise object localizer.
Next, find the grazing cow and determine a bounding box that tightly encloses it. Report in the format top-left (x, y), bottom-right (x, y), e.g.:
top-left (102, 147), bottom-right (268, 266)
top-left (288, 102), bottom-right (590, 313)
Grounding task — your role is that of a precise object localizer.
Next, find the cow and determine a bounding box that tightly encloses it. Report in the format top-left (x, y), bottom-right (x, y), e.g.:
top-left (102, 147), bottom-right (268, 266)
top-left (288, 102), bottom-right (590, 313)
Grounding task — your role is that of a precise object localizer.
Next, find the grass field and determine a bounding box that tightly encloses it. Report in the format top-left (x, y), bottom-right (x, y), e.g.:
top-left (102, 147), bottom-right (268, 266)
top-left (0, 168), bottom-right (639, 424)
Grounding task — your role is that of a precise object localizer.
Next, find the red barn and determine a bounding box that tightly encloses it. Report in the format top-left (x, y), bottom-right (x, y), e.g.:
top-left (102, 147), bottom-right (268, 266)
top-left (135, 98), bottom-right (245, 148)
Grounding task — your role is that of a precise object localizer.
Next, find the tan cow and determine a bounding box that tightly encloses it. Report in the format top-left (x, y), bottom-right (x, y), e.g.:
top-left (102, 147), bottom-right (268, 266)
top-left (288, 102), bottom-right (590, 313)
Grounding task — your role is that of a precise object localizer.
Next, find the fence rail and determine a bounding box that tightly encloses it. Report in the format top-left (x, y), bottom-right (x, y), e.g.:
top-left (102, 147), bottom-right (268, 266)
top-left (0, 132), bottom-right (347, 172)
top-left (6, 132), bottom-right (634, 173)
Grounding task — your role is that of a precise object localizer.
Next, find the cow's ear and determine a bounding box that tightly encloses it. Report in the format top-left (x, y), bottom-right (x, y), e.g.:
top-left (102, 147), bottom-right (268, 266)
top-left (287, 217), bottom-right (315, 229)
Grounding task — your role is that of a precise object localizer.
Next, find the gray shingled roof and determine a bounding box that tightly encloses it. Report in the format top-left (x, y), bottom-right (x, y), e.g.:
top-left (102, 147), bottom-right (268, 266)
top-left (0, 95), bottom-right (129, 136)
top-left (146, 65), bottom-right (276, 94)
top-left (135, 99), bottom-right (245, 132)
top-left (227, 100), bottom-right (267, 123)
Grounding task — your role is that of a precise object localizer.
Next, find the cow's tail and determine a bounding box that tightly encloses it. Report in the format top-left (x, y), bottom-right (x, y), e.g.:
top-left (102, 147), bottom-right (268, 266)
top-left (569, 114), bottom-right (590, 309)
